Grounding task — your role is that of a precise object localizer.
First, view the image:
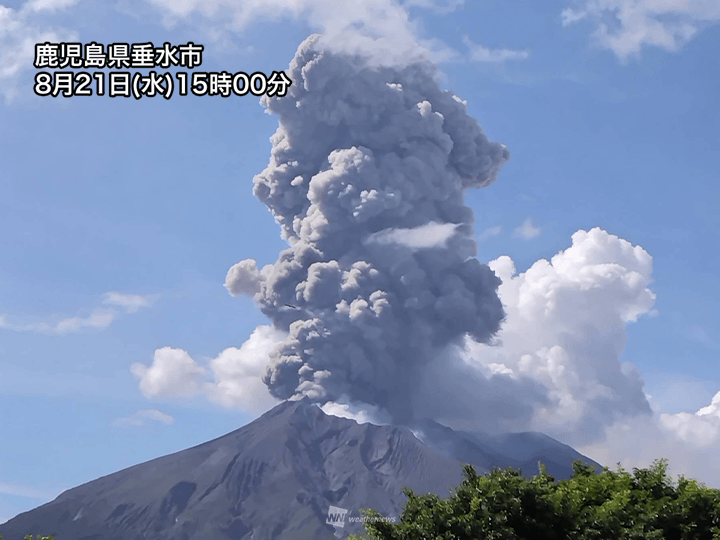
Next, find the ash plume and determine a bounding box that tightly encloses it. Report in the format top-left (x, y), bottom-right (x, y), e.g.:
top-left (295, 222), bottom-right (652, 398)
top-left (226, 35), bottom-right (510, 424)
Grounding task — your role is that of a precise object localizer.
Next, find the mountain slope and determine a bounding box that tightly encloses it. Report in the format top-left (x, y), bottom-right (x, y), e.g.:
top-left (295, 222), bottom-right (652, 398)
top-left (459, 429), bottom-right (602, 480)
top-left (0, 399), bottom-right (600, 540)
top-left (409, 418), bottom-right (601, 481)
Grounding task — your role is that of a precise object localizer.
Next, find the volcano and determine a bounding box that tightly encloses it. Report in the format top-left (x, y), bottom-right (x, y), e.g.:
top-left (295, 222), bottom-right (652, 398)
top-left (0, 399), bottom-right (600, 540)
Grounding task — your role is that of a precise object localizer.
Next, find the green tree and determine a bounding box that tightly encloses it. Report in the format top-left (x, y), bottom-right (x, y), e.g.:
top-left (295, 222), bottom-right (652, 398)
top-left (350, 459), bottom-right (720, 540)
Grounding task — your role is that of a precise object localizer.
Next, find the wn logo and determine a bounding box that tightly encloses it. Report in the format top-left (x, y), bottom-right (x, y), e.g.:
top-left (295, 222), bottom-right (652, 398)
top-left (326, 505), bottom-right (348, 528)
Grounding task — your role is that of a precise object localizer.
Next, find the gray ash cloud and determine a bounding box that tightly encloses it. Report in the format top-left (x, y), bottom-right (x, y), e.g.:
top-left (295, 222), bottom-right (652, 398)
top-left (225, 35), bottom-right (509, 424)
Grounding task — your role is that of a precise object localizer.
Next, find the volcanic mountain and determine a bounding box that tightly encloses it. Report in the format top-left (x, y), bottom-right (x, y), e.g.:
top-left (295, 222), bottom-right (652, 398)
top-left (0, 399), bottom-right (600, 540)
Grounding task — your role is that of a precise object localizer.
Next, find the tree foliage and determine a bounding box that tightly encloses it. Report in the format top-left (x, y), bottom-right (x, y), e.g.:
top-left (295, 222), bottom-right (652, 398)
top-left (350, 459), bottom-right (720, 540)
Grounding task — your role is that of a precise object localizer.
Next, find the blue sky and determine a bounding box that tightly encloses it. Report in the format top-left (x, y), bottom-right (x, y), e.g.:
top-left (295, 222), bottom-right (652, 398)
top-left (1, 0), bottom-right (719, 524)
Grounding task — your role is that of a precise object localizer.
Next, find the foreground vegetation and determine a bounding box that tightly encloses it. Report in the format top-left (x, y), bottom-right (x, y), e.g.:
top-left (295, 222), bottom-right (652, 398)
top-left (351, 459), bottom-right (720, 540)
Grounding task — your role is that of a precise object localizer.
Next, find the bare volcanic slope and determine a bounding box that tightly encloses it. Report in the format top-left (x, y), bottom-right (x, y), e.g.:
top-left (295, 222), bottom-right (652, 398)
top-left (0, 400), bottom-right (600, 540)
top-left (409, 418), bottom-right (602, 482)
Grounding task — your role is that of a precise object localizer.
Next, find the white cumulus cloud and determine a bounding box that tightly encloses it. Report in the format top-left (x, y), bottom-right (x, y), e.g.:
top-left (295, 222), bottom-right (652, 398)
top-left (131, 347), bottom-right (207, 398)
top-left (413, 227), bottom-right (720, 486)
top-left (131, 325), bottom-right (285, 413)
top-left (579, 392), bottom-right (720, 487)
top-left (205, 325), bottom-right (286, 411)
top-left (414, 227), bottom-right (657, 443)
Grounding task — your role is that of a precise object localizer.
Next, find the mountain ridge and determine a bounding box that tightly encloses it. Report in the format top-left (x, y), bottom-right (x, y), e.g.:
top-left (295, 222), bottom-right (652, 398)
top-left (0, 399), bottom-right (600, 540)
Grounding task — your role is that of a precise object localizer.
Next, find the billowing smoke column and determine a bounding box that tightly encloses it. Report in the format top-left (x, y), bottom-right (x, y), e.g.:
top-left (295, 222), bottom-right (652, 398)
top-left (226, 35), bottom-right (509, 424)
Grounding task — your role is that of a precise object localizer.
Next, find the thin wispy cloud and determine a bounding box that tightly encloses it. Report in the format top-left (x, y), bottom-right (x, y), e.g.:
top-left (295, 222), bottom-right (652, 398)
top-left (2, 0), bottom-right (460, 104)
top-left (0, 308), bottom-right (116, 335)
top-left (365, 222), bottom-right (459, 249)
top-left (513, 218), bottom-right (541, 240)
top-left (0, 0), bottom-right (468, 106)
top-left (561, 0), bottom-right (720, 61)
top-left (478, 225), bottom-right (502, 242)
top-left (24, 0), bottom-right (81, 11)
top-left (0, 292), bottom-right (156, 335)
top-left (462, 35), bottom-right (530, 63)
top-left (0, 0), bottom-right (79, 102)
top-left (138, 0), bottom-right (461, 65)
top-left (113, 409), bottom-right (175, 427)
top-left (103, 292), bottom-right (157, 314)
top-left (404, 0), bottom-right (466, 14)
top-left (688, 325), bottom-right (719, 350)
top-left (0, 481), bottom-right (63, 500)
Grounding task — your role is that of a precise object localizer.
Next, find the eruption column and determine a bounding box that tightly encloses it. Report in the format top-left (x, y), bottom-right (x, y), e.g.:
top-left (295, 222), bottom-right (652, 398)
top-left (225, 35), bottom-right (510, 423)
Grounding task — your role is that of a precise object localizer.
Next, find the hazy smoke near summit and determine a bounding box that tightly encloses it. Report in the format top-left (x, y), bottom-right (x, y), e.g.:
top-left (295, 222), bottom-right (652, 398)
top-left (225, 34), bottom-right (509, 424)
